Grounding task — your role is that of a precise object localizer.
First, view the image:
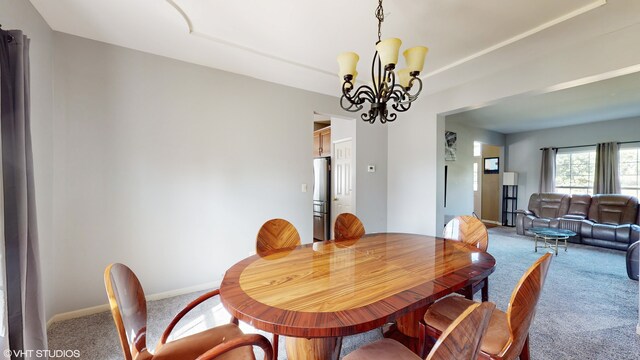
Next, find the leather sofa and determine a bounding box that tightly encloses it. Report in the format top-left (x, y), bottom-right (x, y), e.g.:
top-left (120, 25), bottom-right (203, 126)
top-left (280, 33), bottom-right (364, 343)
top-left (627, 241), bottom-right (639, 280)
top-left (516, 193), bottom-right (640, 251)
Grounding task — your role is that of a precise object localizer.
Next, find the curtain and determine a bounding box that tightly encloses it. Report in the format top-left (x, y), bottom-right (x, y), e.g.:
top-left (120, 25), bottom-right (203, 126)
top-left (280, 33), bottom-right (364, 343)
top-left (539, 147), bottom-right (557, 193)
top-left (593, 142), bottom-right (621, 194)
top-left (0, 29), bottom-right (47, 359)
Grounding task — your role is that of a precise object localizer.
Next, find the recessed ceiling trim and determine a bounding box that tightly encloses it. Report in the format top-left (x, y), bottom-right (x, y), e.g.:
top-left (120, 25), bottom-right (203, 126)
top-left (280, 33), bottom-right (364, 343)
top-left (420, 0), bottom-right (607, 80)
top-left (166, 0), bottom-right (335, 78)
top-left (166, 0), bottom-right (194, 33)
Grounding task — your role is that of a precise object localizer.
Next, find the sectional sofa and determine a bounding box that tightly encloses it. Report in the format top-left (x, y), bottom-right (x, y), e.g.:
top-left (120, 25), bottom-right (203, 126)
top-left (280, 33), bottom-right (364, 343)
top-left (516, 193), bottom-right (640, 251)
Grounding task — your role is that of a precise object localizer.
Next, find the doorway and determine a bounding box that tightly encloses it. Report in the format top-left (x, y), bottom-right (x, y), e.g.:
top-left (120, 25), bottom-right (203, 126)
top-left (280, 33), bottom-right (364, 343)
top-left (474, 143), bottom-right (503, 226)
top-left (312, 113), bottom-right (356, 240)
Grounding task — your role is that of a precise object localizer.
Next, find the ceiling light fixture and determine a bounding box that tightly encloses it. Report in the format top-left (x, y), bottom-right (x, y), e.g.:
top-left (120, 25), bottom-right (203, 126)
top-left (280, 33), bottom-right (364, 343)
top-left (337, 0), bottom-right (428, 124)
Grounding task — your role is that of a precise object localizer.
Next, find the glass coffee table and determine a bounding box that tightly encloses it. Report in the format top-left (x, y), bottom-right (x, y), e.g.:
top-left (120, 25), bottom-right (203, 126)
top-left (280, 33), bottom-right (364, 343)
top-left (529, 227), bottom-right (576, 256)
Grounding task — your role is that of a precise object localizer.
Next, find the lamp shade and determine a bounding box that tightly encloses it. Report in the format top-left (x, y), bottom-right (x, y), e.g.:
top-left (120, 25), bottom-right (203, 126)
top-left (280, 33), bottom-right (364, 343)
top-left (339, 71), bottom-right (358, 87)
top-left (503, 172), bottom-right (519, 186)
top-left (375, 38), bottom-right (402, 68)
top-left (403, 46), bottom-right (429, 73)
top-left (337, 52), bottom-right (359, 77)
top-left (397, 68), bottom-right (411, 88)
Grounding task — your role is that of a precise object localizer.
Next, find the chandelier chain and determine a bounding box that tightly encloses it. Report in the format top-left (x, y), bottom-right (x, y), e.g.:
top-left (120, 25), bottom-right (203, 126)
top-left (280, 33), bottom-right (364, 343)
top-left (375, 0), bottom-right (384, 42)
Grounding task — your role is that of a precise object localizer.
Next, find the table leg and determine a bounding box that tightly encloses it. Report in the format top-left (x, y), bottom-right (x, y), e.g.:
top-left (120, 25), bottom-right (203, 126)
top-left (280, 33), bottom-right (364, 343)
top-left (554, 238), bottom-right (559, 256)
top-left (382, 305), bottom-right (429, 355)
top-left (534, 235), bottom-right (538, 252)
top-left (285, 336), bottom-right (342, 360)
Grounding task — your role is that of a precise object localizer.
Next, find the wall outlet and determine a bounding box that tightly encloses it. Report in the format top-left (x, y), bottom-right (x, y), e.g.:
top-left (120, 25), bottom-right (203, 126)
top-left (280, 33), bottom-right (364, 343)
top-left (367, 165), bottom-right (376, 173)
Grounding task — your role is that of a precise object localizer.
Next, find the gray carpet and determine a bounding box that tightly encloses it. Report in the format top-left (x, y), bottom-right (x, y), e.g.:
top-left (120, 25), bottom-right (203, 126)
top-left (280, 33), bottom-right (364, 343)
top-left (48, 227), bottom-right (640, 359)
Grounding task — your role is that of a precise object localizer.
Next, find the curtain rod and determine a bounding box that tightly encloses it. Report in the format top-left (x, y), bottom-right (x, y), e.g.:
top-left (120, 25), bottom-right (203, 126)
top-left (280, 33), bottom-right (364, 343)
top-left (540, 140), bottom-right (640, 151)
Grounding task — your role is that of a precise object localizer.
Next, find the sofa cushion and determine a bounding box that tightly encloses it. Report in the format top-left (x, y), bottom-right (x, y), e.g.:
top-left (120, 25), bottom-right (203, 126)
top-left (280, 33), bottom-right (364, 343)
top-left (588, 195), bottom-right (638, 225)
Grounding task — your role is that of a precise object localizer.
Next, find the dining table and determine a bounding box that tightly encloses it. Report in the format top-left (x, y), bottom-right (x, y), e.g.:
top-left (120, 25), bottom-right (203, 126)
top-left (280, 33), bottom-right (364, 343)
top-left (219, 232), bottom-right (496, 360)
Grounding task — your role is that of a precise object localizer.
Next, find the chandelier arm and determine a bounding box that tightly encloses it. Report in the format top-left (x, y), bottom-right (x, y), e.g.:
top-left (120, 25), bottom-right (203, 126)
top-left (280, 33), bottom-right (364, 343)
top-left (349, 85), bottom-right (377, 104)
top-left (340, 96), bottom-right (364, 112)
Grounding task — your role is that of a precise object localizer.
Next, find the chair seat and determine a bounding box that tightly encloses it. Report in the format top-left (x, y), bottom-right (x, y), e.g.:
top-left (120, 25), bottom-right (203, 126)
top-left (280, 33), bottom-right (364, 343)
top-left (424, 296), bottom-right (510, 356)
top-left (152, 323), bottom-right (255, 360)
top-left (343, 338), bottom-right (421, 360)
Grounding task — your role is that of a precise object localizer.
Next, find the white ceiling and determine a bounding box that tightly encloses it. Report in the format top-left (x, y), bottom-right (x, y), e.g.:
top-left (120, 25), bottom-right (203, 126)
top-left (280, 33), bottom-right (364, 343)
top-left (29, 0), bottom-right (604, 97)
top-left (446, 69), bottom-right (640, 134)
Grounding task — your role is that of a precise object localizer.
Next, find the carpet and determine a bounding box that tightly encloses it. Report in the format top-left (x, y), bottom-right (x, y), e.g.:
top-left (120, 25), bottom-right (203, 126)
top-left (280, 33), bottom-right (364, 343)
top-left (48, 227), bottom-right (640, 359)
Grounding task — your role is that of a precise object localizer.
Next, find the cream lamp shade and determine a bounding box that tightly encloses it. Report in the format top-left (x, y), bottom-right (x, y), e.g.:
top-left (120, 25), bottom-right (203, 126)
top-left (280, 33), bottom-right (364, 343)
top-left (375, 38), bottom-right (402, 68)
top-left (397, 69), bottom-right (411, 88)
top-left (337, 52), bottom-right (359, 78)
top-left (339, 71), bottom-right (358, 87)
top-left (403, 46), bottom-right (429, 73)
top-left (503, 172), bottom-right (519, 186)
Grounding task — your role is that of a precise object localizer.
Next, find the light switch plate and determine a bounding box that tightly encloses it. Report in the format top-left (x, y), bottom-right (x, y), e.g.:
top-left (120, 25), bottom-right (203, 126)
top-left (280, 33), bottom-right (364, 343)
top-left (301, 183), bottom-right (308, 192)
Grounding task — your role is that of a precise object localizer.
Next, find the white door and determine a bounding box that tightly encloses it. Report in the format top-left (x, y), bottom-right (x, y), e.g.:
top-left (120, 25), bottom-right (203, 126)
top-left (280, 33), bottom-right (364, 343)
top-left (331, 139), bottom-right (354, 238)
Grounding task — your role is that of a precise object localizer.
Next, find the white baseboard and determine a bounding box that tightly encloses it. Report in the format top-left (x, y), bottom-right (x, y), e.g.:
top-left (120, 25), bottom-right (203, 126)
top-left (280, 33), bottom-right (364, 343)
top-left (46, 280), bottom-right (221, 329)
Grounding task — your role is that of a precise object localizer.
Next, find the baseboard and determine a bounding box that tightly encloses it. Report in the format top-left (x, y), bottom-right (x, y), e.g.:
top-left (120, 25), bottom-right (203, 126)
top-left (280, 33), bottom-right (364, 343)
top-left (46, 280), bottom-right (221, 329)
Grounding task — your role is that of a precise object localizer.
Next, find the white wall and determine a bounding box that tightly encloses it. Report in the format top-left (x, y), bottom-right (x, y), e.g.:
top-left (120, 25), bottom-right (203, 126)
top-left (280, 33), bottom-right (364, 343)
top-left (50, 33), bottom-right (387, 315)
top-left (387, 0), bottom-right (640, 234)
top-left (0, 0), bottom-right (54, 320)
top-left (506, 116), bottom-right (640, 209)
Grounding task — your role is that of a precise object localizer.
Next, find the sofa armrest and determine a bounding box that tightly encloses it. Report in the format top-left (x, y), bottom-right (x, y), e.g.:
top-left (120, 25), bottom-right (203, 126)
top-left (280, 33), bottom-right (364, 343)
top-left (516, 209), bottom-right (534, 216)
top-left (632, 225), bottom-right (640, 243)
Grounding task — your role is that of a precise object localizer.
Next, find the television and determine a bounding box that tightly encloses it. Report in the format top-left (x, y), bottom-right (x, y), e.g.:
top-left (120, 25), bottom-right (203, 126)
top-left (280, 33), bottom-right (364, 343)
top-left (484, 157), bottom-right (499, 174)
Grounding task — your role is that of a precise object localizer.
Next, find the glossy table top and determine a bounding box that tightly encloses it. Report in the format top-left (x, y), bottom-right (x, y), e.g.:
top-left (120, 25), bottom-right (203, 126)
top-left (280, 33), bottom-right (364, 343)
top-left (219, 233), bottom-right (496, 338)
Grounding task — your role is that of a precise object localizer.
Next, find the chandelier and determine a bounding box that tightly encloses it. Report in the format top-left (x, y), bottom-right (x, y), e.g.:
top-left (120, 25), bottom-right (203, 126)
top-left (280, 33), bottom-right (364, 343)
top-left (337, 0), bottom-right (428, 124)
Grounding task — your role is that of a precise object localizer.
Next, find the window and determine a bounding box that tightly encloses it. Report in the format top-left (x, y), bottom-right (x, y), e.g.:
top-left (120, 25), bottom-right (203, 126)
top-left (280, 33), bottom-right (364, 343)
top-left (473, 141), bottom-right (481, 157)
top-left (555, 147), bottom-right (596, 195)
top-left (619, 145), bottom-right (639, 198)
top-left (473, 163), bottom-right (478, 191)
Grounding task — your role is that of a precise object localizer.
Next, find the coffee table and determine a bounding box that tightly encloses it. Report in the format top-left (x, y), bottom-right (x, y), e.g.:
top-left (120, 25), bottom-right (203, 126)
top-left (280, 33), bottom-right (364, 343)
top-left (530, 227), bottom-right (576, 255)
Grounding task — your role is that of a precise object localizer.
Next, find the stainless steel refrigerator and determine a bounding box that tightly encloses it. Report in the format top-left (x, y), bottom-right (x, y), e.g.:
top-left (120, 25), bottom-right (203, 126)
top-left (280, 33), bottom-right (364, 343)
top-left (313, 157), bottom-right (331, 241)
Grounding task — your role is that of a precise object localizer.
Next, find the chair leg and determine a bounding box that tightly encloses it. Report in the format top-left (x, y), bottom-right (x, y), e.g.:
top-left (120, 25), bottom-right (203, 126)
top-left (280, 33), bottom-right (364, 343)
top-left (481, 278), bottom-right (489, 302)
top-left (418, 321), bottom-right (426, 358)
top-left (272, 334), bottom-right (279, 360)
top-left (463, 285), bottom-right (473, 300)
top-left (519, 334), bottom-right (530, 360)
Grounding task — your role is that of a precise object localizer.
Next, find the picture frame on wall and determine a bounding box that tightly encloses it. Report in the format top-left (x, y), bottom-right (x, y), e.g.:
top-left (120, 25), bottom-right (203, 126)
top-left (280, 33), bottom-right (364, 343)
top-left (484, 157), bottom-right (499, 174)
top-left (445, 131), bottom-right (457, 161)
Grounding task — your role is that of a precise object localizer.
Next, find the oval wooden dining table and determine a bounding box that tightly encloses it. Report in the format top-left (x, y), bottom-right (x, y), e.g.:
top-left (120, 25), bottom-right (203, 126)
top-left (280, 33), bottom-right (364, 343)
top-left (220, 232), bottom-right (496, 360)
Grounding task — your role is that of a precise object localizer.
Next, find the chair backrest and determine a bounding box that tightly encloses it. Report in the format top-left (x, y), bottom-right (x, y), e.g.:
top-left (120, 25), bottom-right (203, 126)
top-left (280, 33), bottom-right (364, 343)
top-left (426, 302), bottom-right (496, 360)
top-left (588, 194), bottom-right (638, 225)
top-left (501, 253), bottom-right (553, 359)
top-left (256, 218), bottom-right (301, 256)
top-left (334, 213), bottom-right (366, 241)
top-left (104, 263), bottom-right (148, 360)
top-left (443, 215), bottom-right (489, 251)
top-left (527, 193), bottom-right (571, 218)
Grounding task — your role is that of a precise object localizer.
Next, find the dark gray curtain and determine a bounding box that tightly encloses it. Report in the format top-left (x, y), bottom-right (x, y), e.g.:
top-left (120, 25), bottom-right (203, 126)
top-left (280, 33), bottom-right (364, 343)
top-left (593, 142), bottom-right (621, 194)
top-left (0, 29), bottom-right (47, 359)
top-left (539, 147), bottom-right (557, 193)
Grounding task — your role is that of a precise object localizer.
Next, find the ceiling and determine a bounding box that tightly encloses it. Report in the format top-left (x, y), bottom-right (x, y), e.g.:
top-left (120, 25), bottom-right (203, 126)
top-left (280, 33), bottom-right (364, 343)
top-left (29, 0), bottom-right (605, 97)
top-left (446, 69), bottom-right (640, 134)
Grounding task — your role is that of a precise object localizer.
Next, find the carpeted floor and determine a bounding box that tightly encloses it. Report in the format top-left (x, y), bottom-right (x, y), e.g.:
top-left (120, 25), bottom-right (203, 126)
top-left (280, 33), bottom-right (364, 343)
top-left (48, 227), bottom-right (640, 359)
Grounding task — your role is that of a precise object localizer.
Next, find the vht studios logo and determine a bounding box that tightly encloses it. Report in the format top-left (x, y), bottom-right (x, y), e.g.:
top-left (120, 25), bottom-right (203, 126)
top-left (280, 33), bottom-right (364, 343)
top-left (4, 349), bottom-right (80, 358)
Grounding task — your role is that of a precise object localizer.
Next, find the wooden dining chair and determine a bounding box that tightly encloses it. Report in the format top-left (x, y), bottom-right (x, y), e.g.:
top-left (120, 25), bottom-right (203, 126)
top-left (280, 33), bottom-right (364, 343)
top-left (255, 218), bottom-right (301, 359)
top-left (334, 213), bottom-right (366, 241)
top-left (256, 218), bottom-right (301, 256)
top-left (421, 253), bottom-right (553, 360)
top-left (443, 215), bottom-right (490, 301)
top-left (104, 263), bottom-right (273, 360)
top-left (343, 302), bottom-right (495, 360)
